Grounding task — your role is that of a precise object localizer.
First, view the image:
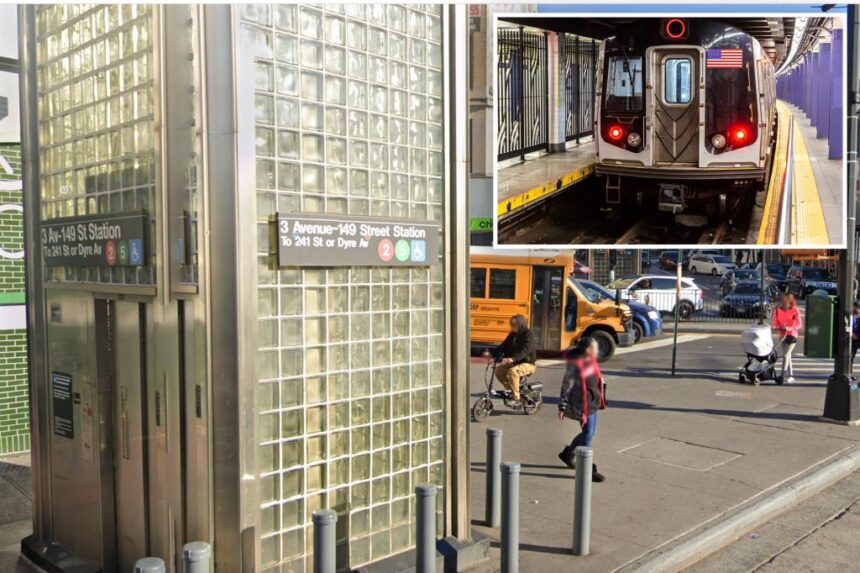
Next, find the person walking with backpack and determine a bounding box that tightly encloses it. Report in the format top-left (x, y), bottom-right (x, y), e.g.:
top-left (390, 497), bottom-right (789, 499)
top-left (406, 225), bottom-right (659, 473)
top-left (557, 337), bottom-right (606, 482)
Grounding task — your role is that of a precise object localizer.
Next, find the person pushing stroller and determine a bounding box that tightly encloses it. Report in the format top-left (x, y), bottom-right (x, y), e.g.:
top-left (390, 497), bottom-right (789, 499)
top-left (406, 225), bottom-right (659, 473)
top-left (772, 293), bottom-right (802, 384)
top-left (557, 337), bottom-right (606, 482)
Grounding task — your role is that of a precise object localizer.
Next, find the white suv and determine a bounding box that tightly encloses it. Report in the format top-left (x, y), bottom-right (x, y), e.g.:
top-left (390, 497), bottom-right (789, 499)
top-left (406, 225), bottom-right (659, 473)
top-left (607, 275), bottom-right (704, 319)
top-left (688, 254), bottom-right (737, 276)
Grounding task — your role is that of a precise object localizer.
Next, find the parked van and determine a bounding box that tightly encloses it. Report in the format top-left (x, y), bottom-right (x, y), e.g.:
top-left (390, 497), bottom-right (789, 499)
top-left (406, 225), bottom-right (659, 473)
top-left (470, 248), bottom-right (636, 361)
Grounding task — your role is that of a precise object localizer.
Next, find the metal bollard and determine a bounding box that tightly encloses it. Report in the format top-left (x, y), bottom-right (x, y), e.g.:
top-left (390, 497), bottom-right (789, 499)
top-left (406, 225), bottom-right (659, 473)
top-left (312, 509), bottom-right (338, 573)
top-left (486, 427), bottom-right (503, 527)
top-left (573, 446), bottom-right (593, 556)
top-left (415, 484), bottom-right (437, 573)
top-left (183, 542), bottom-right (212, 573)
top-left (133, 557), bottom-right (165, 573)
top-left (500, 462), bottom-right (521, 573)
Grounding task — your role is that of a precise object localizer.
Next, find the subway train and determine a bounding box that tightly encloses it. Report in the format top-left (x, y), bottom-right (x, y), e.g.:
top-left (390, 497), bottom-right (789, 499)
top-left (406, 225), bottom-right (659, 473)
top-left (594, 18), bottom-right (777, 217)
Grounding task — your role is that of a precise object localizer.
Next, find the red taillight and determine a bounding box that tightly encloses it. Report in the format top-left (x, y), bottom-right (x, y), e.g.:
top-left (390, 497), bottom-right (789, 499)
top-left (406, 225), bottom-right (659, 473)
top-left (700, 291), bottom-right (704, 300)
top-left (608, 125), bottom-right (624, 141)
top-left (728, 125), bottom-right (750, 146)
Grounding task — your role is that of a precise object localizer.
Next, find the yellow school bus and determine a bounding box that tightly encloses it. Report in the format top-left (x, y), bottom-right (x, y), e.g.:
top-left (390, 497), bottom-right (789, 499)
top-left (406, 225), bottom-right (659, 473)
top-left (470, 248), bottom-right (635, 360)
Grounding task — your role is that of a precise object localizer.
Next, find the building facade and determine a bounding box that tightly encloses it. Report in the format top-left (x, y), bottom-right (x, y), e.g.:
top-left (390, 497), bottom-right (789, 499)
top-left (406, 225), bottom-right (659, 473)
top-left (0, 7), bottom-right (28, 457)
top-left (20, 4), bottom-right (470, 573)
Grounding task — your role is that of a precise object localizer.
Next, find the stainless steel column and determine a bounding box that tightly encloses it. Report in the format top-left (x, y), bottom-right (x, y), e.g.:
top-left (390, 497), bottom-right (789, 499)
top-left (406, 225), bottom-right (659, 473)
top-left (416, 484), bottom-right (438, 573)
top-left (501, 463), bottom-right (520, 573)
top-left (183, 542), bottom-right (212, 573)
top-left (573, 447), bottom-right (593, 556)
top-left (485, 428), bottom-right (502, 527)
top-left (134, 557), bottom-right (166, 573)
top-left (16, 4), bottom-right (51, 541)
top-left (312, 510), bottom-right (337, 573)
top-left (445, 3), bottom-right (472, 539)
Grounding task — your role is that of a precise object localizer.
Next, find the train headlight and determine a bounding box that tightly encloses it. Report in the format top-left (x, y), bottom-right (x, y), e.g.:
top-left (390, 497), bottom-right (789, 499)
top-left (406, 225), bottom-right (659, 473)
top-left (626, 132), bottom-right (641, 147)
top-left (608, 125), bottom-right (625, 141)
top-left (711, 133), bottom-right (726, 149)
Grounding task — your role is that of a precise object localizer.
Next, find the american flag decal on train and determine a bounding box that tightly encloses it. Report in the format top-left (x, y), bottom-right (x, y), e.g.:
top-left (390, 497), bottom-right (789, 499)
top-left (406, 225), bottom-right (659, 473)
top-left (706, 48), bottom-right (743, 69)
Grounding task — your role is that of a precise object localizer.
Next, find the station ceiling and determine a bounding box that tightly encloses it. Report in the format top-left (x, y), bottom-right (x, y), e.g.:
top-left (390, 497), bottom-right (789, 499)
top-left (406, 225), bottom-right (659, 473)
top-left (500, 16), bottom-right (832, 70)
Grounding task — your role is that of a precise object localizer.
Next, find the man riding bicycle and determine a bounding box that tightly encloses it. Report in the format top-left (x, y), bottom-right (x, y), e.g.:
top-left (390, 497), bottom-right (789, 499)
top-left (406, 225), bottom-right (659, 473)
top-left (491, 315), bottom-right (537, 404)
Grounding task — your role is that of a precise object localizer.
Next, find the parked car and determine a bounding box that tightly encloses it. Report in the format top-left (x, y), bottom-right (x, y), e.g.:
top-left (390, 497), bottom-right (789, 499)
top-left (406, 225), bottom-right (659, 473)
top-left (659, 251), bottom-right (679, 270)
top-left (765, 263), bottom-right (791, 291)
top-left (688, 254), bottom-right (737, 276)
top-left (579, 280), bottom-right (663, 343)
top-left (785, 266), bottom-right (837, 298)
top-left (607, 275), bottom-right (704, 319)
top-left (742, 262), bottom-right (791, 291)
top-left (719, 281), bottom-right (778, 318)
top-left (720, 269), bottom-right (764, 296)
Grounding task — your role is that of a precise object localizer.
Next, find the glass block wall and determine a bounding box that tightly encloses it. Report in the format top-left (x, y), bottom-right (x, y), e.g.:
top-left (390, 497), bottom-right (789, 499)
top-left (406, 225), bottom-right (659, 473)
top-left (35, 4), bottom-right (157, 286)
top-left (240, 4), bottom-right (447, 571)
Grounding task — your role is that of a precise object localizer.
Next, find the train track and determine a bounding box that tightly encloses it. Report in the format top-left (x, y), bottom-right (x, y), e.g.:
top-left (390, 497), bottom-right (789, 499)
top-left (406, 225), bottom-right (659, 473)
top-left (497, 175), bottom-right (763, 245)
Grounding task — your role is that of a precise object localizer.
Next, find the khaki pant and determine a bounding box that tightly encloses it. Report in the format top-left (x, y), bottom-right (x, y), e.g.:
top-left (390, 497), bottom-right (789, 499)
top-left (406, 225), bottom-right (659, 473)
top-left (495, 362), bottom-right (537, 400)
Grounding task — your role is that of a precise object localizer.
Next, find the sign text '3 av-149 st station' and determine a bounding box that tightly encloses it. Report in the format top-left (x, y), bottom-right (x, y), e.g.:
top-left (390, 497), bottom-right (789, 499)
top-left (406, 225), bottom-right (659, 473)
top-left (275, 213), bottom-right (440, 267)
top-left (40, 211), bottom-right (148, 268)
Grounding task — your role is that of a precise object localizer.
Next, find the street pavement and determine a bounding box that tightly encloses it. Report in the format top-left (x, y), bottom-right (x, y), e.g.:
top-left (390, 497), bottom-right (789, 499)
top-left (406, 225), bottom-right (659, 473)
top-left (468, 333), bottom-right (859, 572)
top-left (0, 454), bottom-right (34, 573)
top-left (688, 469), bottom-right (860, 573)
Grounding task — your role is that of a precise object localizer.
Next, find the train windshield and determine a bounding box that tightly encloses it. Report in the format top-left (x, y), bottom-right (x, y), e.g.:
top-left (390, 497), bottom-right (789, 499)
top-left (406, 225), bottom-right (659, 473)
top-left (604, 55), bottom-right (644, 112)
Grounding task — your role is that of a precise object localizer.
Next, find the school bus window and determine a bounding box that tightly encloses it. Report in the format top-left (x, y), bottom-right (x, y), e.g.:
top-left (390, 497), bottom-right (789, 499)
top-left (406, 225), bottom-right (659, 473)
top-left (489, 269), bottom-right (517, 299)
top-left (564, 287), bottom-right (576, 330)
top-left (470, 268), bottom-right (487, 298)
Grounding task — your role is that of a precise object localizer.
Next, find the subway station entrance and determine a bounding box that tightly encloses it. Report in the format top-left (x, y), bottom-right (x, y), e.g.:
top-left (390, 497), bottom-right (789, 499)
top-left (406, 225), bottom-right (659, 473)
top-left (18, 5), bottom-right (472, 572)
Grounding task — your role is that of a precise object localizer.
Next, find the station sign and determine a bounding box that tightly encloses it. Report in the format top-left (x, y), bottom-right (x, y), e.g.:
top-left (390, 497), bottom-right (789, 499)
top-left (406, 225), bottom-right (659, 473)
top-left (274, 213), bottom-right (440, 267)
top-left (40, 210), bottom-right (148, 268)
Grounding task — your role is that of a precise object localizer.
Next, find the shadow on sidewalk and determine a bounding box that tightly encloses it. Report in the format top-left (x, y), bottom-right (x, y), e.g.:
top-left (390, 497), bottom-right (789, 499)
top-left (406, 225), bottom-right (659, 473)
top-left (609, 400), bottom-right (820, 422)
top-left (489, 539), bottom-right (572, 556)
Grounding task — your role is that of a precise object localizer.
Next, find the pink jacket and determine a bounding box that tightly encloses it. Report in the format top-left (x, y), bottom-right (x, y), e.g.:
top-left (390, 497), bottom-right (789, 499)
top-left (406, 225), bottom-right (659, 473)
top-left (773, 306), bottom-right (802, 338)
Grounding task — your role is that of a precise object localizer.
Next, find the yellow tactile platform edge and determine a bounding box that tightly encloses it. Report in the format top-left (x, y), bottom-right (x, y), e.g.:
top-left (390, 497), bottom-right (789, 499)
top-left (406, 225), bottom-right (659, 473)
top-left (757, 101), bottom-right (791, 244)
top-left (790, 118), bottom-right (829, 245)
top-left (497, 164), bottom-right (595, 218)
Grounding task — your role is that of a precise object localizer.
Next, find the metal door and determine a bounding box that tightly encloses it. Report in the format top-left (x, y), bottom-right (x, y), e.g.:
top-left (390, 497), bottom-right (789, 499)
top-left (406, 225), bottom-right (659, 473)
top-left (530, 266), bottom-right (564, 349)
top-left (112, 301), bottom-right (149, 571)
top-left (652, 48), bottom-right (700, 165)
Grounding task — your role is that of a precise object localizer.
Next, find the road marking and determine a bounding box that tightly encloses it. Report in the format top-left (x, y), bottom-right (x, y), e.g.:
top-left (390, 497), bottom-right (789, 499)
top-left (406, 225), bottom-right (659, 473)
top-left (715, 390), bottom-right (753, 399)
top-left (615, 334), bottom-right (711, 355)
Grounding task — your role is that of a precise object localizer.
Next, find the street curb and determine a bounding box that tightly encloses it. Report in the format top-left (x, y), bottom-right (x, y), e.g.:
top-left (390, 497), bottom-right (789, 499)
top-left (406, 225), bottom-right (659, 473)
top-left (628, 445), bottom-right (860, 573)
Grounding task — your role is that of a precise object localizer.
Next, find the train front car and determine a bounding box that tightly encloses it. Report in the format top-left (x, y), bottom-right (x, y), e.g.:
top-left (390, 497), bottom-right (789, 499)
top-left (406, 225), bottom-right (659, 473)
top-left (595, 18), bottom-right (776, 219)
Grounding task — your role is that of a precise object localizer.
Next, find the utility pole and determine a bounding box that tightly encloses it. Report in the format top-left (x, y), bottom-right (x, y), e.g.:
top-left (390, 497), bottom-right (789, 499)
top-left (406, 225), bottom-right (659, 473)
top-left (671, 248), bottom-right (683, 376)
top-left (823, 3), bottom-right (860, 424)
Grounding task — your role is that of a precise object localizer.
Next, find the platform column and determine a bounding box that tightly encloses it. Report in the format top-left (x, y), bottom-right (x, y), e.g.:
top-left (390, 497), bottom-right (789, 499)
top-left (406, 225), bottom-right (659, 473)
top-left (809, 51), bottom-right (819, 127)
top-left (829, 29), bottom-right (844, 159)
top-left (547, 32), bottom-right (566, 153)
top-left (817, 43), bottom-right (831, 139)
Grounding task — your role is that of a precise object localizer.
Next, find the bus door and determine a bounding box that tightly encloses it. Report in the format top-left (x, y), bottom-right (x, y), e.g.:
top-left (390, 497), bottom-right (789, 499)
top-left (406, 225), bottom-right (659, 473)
top-left (530, 266), bottom-right (564, 349)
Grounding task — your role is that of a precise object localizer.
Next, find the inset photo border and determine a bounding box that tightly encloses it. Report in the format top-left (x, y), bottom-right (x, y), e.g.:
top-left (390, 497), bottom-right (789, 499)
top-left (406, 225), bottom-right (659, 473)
top-left (491, 9), bottom-right (847, 249)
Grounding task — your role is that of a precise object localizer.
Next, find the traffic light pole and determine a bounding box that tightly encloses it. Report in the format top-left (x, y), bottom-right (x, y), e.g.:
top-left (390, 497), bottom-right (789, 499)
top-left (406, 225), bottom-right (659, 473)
top-left (823, 3), bottom-right (860, 424)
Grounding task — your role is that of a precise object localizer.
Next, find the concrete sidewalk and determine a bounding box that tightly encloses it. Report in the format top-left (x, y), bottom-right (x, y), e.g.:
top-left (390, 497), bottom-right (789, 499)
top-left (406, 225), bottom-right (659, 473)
top-left (468, 334), bottom-right (859, 572)
top-left (0, 454), bottom-right (36, 573)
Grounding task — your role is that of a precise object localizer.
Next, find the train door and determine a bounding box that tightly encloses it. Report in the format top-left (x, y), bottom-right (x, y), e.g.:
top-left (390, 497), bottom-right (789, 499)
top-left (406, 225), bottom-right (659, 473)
top-left (651, 48), bottom-right (701, 165)
top-left (530, 266), bottom-right (564, 350)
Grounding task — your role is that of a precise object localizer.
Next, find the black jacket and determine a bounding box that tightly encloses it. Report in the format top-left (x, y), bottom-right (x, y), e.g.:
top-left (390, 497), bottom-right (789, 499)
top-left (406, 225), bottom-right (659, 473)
top-left (496, 329), bottom-right (537, 365)
top-left (559, 350), bottom-right (605, 424)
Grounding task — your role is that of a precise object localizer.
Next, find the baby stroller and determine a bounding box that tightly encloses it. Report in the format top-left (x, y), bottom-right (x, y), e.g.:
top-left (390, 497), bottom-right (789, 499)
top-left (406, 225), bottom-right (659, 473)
top-left (738, 324), bottom-right (784, 386)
